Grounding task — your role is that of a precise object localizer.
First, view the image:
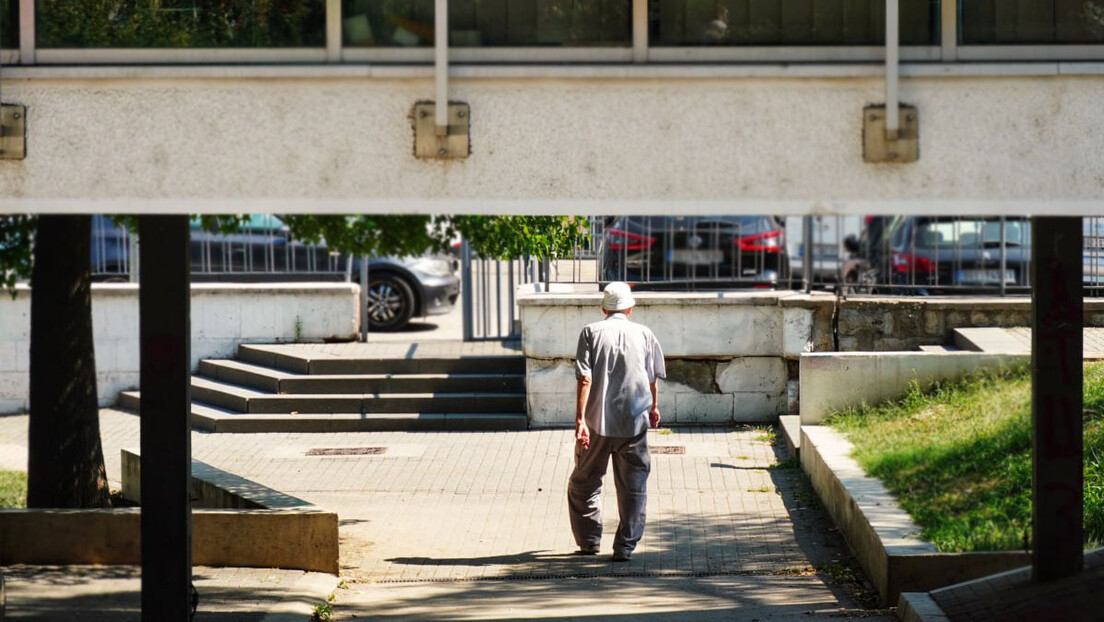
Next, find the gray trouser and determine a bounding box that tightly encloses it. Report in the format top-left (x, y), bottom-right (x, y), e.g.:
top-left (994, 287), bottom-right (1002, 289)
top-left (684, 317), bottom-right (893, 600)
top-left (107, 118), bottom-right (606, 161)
top-left (567, 430), bottom-right (650, 554)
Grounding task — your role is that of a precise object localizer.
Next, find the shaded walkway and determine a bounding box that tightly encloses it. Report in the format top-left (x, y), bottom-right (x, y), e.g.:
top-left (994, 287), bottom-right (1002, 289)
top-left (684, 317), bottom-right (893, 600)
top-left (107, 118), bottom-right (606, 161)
top-left (0, 409), bottom-right (890, 620)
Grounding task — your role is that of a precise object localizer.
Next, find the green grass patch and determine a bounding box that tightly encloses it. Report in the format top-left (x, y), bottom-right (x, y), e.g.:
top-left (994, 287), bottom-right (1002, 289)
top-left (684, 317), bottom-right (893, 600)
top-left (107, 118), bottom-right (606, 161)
top-left (0, 470), bottom-right (28, 508)
top-left (826, 363), bottom-right (1104, 552)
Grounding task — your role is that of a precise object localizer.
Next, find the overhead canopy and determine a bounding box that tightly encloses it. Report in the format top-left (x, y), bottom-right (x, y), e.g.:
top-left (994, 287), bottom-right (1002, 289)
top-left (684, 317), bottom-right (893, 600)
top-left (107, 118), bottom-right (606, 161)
top-left (2, 66), bottom-right (1104, 216)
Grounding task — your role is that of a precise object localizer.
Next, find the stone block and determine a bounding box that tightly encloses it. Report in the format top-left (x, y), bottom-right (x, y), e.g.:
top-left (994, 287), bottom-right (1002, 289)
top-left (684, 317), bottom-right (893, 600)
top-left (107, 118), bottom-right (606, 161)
top-left (630, 305), bottom-right (684, 353)
top-left (525, 359), bottom-right (575, 394)
top-left (969, 311), bottom-right (992, 326)
top-left (0, 373), bottom-right (27, 414)
top-left (0, 300), bottom-right (30, 341)
top-left (195, 296), bottom-right (242, 339)
top-left (674, 393), bottom-right (733, 423)
top-left (665, 359), bottom-right (717, 394)
top-left (782, 308), bottom-right (814, 358)
top-left (734, 392), bottom-right (784, 422)
top-left (716, 357), bottom-right (786, 394)
top-left (923, 311), bottom-right (944, 336)
top-left (527, 392), bottom-right (574, 427)
top-left (0, 343), bottom-right (20, 373)
top-left (238, 302), bottom-right (279, 340)
top-left (521, 305), bottom-right (567, 358)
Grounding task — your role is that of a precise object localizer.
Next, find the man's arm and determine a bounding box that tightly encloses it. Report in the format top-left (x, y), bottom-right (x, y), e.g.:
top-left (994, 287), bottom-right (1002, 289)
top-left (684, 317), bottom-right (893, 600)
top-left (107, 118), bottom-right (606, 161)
top-left (576, 376), bottom-right (592, 448)
top-left (649, 380), bottom-right (661, 429)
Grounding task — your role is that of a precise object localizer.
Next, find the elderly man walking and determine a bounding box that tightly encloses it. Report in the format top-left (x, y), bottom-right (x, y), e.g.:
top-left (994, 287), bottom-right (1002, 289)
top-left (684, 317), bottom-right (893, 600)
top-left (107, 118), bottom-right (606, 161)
top-left (569, 281), bottom-right (666, 562)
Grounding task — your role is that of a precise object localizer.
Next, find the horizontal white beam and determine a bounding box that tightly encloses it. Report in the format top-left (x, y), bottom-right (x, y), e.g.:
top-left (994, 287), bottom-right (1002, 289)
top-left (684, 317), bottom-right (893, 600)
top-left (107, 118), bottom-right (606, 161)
top-left (1, 61), bottom-right (1097, 81)
top-left (3, 198), bottom-right (1104, 217)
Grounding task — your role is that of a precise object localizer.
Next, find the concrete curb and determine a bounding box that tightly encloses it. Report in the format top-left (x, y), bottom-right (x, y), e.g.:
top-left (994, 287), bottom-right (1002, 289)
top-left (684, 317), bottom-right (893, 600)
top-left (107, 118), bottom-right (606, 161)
top-left (261, 572), bottom-right (342, 622)
top-left (800, 425), bottom-right (1030, 604)
top-left (897, 592), bottom-right (950, 622)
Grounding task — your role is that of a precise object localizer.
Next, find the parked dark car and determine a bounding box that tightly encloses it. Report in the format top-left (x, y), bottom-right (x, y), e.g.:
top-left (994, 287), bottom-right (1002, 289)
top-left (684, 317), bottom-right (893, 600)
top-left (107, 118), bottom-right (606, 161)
top-left (90, 215), bottom-right (459, 331)
top-left (599, 215), bottom-right (790, 289)
top-left (840, 216), bottom-right (1032, 295)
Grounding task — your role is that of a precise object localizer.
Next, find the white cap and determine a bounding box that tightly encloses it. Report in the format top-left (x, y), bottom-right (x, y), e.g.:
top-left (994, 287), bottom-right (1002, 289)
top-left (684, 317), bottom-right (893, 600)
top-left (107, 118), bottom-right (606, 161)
top-left (602, 281), bottom-right (635, 312)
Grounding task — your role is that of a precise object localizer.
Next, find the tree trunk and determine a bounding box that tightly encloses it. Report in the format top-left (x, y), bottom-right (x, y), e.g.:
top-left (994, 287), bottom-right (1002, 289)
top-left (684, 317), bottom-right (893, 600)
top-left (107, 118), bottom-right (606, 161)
top-left (27, 215), bottom-right (111, 508)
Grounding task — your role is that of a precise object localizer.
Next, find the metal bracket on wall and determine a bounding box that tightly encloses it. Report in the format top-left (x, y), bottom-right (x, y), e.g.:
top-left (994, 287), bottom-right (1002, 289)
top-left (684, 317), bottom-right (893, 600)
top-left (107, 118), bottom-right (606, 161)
top-left (413, 102), bottom-right (470, 159)
top-left (863, 105), bottom-right (918, 163)
top-left (0, 104), bottom-right (26, 160)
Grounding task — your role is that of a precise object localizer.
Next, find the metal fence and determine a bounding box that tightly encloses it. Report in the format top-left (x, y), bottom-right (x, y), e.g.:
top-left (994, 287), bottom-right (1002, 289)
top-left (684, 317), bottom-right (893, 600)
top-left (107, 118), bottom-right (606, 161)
top-left (88, 214), bottom-right (1104, 344)
top-left (91, 215), bottom-right (346, 282)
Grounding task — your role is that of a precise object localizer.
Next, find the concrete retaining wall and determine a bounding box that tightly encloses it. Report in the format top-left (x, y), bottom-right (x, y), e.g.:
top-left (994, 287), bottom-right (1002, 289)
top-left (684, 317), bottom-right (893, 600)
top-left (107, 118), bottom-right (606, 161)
top-left (0, 283), bottom-right (359, 414)
top-left (518, 292), bottom-right (1078, 427)
top-left (799, 351), bottom-right (1031, 424)
top-left (519, 291), bottom-right (812, 426)
top-left (0, 507), bottom-right (339, 573)
top-left (800, 425), bottom-right (1030, 605)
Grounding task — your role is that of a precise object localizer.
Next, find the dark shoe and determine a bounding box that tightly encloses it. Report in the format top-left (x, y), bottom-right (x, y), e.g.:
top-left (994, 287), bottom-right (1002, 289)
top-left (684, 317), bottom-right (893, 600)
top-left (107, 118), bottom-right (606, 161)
top-left (612, 550), bottom-right (631, 562)
top-left (576, 544), bottom-right (600, 556)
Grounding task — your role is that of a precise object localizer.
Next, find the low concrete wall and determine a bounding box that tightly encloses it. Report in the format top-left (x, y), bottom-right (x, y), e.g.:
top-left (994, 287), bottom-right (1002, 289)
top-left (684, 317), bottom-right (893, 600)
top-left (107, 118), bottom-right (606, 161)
top-left (0, 283), bottom-right (359, 414)
top-left (801, 426), bottom-right (1030, 605)
top-left (799, 352), bottom-right (1030, 424)
top-left (518, 291), bottom-right (1091, 427)
top-left (121, 448), bottom-right (313, 510)
top-left (0, 508), bottom-right (338, 573)
top-left (119, 448), bottom-right (339, 573)
top-left (519, 291), bottom-right (815, 426)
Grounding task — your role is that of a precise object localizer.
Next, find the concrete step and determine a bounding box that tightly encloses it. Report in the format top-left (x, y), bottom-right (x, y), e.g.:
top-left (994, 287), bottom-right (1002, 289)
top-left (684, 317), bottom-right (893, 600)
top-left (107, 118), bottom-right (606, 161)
top-left (191, 376), bottom-right (274, 413)
top-left (117, 391), bottom-right (526, 432)
top-left (917, 344), bottom-right (960, 353)
top-left (237, 344), bottom-right (525, 376)
top-left (200, 359), bottom-right (524, 394)
top-left (953, 327), bottom-right (1028, 353)
top-left (197, 359), bottom-right (289, 393)
top-left (278, 373), bottom-right (524, 395)
top-left (191, 376), bottom-right (525, 414)
top-left (116, 392), bottom-right (236, 431)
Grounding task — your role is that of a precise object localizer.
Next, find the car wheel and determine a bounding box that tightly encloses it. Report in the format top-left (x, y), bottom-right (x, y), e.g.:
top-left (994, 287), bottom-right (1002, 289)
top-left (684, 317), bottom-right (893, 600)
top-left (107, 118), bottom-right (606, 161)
top-left (367, 274), bottom-right (415, 331)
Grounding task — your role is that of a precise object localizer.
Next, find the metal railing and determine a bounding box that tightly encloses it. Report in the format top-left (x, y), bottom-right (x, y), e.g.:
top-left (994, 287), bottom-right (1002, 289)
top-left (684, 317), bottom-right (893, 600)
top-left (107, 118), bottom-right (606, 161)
top-left (90, 215), bottom-right (346, 282)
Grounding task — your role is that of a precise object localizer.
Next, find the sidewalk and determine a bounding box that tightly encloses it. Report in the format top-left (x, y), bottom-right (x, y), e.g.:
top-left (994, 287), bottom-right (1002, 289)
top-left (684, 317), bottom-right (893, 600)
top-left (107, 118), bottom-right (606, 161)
top-left (0, 408), bottom-right (891, 620)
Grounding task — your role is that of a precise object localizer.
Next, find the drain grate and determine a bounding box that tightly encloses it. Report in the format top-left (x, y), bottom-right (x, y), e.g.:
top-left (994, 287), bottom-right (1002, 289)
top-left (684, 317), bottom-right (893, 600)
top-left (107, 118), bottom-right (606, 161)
top-left (650, 446), bottom-right (685, 455)
top-left (306, 447), bottom-right (388, 456)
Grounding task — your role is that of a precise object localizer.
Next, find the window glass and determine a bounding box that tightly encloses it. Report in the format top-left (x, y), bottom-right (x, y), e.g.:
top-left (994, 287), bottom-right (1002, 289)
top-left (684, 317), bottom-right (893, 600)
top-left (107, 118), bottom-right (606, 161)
top-left (961, 0), bottom-right (1104, 44)
top-left (37, 0), bottom-right (326, 48)
top-left (914, 218), bottom-right (1031, 249)
top-left (650, 0), bottom-right (938, 46)
top-left (342, 0), bottom-right (632, 47)
top-left (1, 0), bottom-right (17, 49)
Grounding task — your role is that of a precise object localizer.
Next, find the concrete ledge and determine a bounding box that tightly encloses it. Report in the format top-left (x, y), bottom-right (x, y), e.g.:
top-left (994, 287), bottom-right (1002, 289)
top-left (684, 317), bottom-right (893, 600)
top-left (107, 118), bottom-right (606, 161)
top-left (800, 425), bottom-right (1029, 605)
top-left (897, 592), bottom-right (950, 622)
top-left (121, 448), bottom-right (311, 509)
top-left (778, 415), bottom-right (801, 455)
top-left (17, 447), bottom-right (343, 574)
top-left (0, 508), bottom-right (338, 573)
top-left (799, 352), bottom-right (1030, 424)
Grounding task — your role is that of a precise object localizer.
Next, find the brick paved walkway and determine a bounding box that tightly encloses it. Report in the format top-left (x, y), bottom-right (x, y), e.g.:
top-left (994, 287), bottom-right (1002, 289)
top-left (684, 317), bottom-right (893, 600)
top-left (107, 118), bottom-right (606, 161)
top-left (0, 408), bottom-right (887, 620)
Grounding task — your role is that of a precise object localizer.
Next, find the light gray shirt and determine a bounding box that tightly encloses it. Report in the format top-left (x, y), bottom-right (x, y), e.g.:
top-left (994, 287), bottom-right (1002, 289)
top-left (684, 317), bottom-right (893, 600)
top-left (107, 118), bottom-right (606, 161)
top-left (575, 312), bottom-right (666, 438)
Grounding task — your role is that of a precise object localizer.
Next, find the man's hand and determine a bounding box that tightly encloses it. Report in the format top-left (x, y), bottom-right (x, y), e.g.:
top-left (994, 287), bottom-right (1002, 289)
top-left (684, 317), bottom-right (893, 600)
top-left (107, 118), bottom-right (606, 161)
top-left (576, 421), bottom-right (591, 449)
top-left (649, 405), bottom-right (661, 429)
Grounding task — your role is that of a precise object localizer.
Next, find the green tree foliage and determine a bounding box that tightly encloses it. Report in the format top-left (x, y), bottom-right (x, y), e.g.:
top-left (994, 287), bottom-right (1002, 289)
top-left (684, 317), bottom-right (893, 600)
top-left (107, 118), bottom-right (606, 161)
top-left (452, 215), bottom-right (589, 261)
top-left (0, 215), bottom-right (35, 297)
top-left (36, 0), bottom-right (324, 48)
top-left (281, 214), bottom-right (456, 257)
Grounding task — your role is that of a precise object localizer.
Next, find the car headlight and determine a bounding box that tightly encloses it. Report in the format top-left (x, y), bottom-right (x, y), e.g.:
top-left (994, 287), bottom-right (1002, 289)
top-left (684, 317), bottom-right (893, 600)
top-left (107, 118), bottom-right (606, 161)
top-left (410, 258), bottom-right (454, 278)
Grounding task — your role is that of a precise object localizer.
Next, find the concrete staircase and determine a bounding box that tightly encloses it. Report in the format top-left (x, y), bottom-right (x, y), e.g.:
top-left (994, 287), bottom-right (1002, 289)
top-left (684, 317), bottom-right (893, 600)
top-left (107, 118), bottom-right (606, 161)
top-left (118, 344), bottom-right (528, 432)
